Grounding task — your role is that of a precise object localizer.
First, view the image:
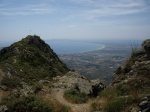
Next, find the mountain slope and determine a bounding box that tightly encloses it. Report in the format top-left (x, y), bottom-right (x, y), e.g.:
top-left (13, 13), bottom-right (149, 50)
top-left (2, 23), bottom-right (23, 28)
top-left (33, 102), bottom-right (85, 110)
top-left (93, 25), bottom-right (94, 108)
top-left (90, 39), bottom-right (150, 112)
top-left (113, 39), bottom-right (150, 93)
top-left (0, 35), bottom-right (69, 88)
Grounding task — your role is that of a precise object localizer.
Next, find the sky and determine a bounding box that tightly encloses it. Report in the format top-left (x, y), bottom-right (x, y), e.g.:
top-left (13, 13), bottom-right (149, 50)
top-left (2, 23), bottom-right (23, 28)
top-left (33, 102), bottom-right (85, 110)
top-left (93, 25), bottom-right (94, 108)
top-left (0, 0), bottom-right (150, 42)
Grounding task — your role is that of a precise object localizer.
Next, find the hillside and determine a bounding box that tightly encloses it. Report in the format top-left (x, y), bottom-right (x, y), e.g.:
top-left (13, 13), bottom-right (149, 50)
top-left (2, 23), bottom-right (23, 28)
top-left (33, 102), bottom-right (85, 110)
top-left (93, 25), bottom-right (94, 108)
top-left (90, 39), bottom-right (150, 112)
top-left (0, 36), bottom-right (150, 112)
top-left (0, 35), bottom-right (69, 88)
top-left (113, 39), bottom-right (150, 93)
top-left (0, 35), bottom-right (104, 112)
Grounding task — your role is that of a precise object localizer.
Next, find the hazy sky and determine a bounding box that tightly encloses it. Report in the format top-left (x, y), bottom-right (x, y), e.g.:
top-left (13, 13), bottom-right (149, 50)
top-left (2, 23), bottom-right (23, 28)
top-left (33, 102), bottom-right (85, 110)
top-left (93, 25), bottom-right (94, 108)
top-left (0, 0), bottom-right (150, 41)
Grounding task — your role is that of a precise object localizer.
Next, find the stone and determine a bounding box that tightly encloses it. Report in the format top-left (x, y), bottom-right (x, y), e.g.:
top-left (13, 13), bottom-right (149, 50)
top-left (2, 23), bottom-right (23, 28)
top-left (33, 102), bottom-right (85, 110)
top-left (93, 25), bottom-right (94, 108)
top-left (0, 85), bottom-right (8, 91)
top-left (142, 39), bottom-right (150, 52)
top-left (0, 105), bottom-right (8, 112)
top-left (53, 71), bottom-right (104, 96)
top-left (39, 80), bottom-right (50, 85)
top-left (91, 80), bottom-right (104, 96)
top-left (20, 82), bottom-right (34, 96)
top-left (139, 96), bottom-right (150, 112)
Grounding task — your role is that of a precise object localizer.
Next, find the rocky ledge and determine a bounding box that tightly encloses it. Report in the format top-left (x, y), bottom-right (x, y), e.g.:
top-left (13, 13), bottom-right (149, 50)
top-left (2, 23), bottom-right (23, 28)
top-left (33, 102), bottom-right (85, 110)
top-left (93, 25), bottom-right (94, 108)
top-left (52, 71), bottom-right (104, 96)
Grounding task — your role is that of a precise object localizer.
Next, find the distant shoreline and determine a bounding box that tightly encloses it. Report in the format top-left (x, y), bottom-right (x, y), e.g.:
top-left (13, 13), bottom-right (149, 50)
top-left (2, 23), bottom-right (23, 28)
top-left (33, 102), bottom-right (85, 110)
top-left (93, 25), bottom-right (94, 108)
top-left (80, 44), bottom-right (106, 54)
top-left (47, 40), bottom-right (106, 55)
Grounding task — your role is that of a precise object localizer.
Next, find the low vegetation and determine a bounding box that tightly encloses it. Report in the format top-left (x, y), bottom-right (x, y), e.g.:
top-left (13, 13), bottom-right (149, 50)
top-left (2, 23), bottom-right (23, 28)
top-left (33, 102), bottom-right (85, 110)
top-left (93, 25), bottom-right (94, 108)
top-left (60, 105), bottom-right (71, 112)
top-left (1, 95), bottom-right (53, 112)
top-left (0, 35), bottom-right (69, 88)
top-left (1, 76), bottom-right (21, 89)
top-left (90, 85), bottom-right (142, 112)
top-left (33, 83), bottom-right (43, 94)
top-left (64, 89), bottom-right (89, 104)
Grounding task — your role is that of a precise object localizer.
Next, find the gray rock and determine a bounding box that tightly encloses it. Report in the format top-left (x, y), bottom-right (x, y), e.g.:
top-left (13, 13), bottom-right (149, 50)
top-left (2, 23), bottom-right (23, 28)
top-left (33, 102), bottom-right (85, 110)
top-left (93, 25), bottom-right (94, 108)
top-left (20, 82), bottom-right (34, 96)
top-left (91, 80), bottom-right (104, 96)
top-left (0, 105), bottom-right (8, 112)
top-left (39, 80), bottom-right (50, 85)
top-left (53, 71), bottom-right (104, 96)
top-left (139, 96), bottom-right (150, 112)
top-left (0, 85), bottom-right (8, 91)
top-left (142, 39), bottom-right (150, 52)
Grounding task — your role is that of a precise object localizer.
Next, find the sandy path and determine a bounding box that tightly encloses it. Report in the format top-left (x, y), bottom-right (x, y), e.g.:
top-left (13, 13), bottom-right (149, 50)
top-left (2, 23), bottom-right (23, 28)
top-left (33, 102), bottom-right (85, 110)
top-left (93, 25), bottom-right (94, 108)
top-left (51, 88), bottom-right (92, 112)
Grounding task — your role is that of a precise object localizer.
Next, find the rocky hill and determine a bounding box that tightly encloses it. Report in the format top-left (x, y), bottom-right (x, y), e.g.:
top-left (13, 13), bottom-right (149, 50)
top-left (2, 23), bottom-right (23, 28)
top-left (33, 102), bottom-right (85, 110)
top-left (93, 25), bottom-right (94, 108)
top-left (0, 35), bottom-right (150, 112)
top-left (110, 39), bottom-right (150, 112)
top-left (88, 39), bottom-right (150, 112)
top-left (113, 39), bottom-right (150, 92)
top-left (0, 35), bottom-right (104, 112)
top-left (0, 35), bottom-right (69, 89)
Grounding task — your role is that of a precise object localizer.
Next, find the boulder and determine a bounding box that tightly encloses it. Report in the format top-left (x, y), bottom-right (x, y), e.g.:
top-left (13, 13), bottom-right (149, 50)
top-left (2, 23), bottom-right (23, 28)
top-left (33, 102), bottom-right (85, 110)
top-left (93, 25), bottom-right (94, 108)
top-left (91, 80), bottom-right (104, 96)
top-left (142, 39), bottom-right (150, 52)
top-left (0, 85), bottom-right (8, 91)
top-left (53, 71), bottom-right (104, 96)
top-left (139, 96), bottom-right (150, 112)
top-left (0, 105), bottom-right (8, 112)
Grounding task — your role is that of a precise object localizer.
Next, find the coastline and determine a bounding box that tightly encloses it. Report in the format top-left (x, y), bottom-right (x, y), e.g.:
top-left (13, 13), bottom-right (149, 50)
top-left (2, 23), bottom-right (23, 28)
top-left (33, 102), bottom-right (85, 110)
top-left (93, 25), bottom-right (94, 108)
top-left (47, 40), bottom-right (106, 55)
top-left (81, 44), bottom-right (106, 54)
top-left (59, 44), bottom-right (106, 55)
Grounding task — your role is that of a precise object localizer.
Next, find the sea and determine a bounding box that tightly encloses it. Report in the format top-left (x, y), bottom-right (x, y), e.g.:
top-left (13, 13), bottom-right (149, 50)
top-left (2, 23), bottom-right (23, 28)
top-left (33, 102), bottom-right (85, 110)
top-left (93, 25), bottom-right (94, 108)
top-left (46, 40), bottom-right (105, 54)
top-left (0, 40), bottom-right (105, 54)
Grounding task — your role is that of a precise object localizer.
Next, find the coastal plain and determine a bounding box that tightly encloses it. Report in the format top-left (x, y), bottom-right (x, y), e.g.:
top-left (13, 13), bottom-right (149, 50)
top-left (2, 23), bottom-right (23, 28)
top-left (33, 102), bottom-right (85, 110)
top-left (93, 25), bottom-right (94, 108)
top-left (59, 40), bottom-right (140, 84)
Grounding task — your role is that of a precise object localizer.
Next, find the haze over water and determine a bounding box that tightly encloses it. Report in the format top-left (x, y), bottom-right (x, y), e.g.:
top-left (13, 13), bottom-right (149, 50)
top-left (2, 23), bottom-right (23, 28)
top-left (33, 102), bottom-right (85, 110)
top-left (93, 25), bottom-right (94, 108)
top-left (47, 40), bottom-right (105, 54)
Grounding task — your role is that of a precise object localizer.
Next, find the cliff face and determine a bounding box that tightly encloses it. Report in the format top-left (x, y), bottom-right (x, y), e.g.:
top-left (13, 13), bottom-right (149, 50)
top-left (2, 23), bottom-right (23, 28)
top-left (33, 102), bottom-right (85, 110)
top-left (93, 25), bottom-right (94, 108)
top-left (0, 35), bottom-right (69, 88)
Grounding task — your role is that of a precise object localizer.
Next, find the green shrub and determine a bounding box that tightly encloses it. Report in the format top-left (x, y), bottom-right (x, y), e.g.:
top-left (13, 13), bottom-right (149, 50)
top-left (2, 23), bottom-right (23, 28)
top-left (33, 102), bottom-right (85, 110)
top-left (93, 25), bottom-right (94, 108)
top-left (61, 105), bottom-right (71, 112)
top-left (104, 98), bottom-right (126, 112)
top-left (1, 77), bottom-right (21, 88)
top-left (2, 95), bottom-right (53, 112)
top-left (115, 83), bottom-right (131, 96)
top-left (64, 89), bottom-right (88, 104)
top-left (103, 95), bottom-right (141, 112)
top-left (99, 87), bottom-right (118, 99)
top-left (33, 83), bottom-right (43, 93)
top-left (91, 102), bottom-right (101, 111)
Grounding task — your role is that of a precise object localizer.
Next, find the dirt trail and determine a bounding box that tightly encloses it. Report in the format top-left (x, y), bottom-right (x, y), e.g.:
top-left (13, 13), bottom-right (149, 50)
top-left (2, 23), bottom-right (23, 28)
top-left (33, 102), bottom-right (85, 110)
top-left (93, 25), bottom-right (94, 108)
top-left (51, 88), bottom-right (93, 112)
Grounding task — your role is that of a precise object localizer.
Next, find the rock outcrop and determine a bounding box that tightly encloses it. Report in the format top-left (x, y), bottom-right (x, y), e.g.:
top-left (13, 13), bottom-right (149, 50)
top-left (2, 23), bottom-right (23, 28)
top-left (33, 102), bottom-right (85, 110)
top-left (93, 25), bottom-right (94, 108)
top-left (112, 39), bottom-right (150, 112)
top-left (53, 71), bottom-right (104, 96)
top-left (114, 39), bottom-right (150, 82)
top-left (139, 96), bottom-right (150, 112)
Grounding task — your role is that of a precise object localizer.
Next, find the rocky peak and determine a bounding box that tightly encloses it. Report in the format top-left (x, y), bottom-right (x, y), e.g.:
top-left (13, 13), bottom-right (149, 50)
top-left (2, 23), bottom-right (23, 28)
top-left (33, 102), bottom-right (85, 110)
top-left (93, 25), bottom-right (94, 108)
top-left (21, 35), bottom-right (51, 53)
top-left (142, 39), bottom-right (150, 52)
top-left (0, 35), bottom-right (69, 88)
top-left (131, 39), bottom-right (150, 61)
top-left (113, 39), bottom-right (150, 91)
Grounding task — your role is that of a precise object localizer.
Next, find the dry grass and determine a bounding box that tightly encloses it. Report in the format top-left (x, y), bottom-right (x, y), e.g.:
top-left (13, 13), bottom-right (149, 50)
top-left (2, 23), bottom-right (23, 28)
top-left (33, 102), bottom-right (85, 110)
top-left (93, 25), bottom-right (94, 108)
top-left (37, 90), bottom-right (72, 112)
top-left (0, 90), bottom-right (9, 102)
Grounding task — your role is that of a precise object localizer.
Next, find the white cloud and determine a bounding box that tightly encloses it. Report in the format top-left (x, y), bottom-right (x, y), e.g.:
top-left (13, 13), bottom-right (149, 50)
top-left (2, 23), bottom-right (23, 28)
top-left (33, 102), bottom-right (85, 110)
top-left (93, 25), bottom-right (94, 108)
top-left (0, 0), bottom-right (150, 22)
top-left (56, 0), bottom-right (150, 23)
top-left (0, 3), bottom-right (55, 16)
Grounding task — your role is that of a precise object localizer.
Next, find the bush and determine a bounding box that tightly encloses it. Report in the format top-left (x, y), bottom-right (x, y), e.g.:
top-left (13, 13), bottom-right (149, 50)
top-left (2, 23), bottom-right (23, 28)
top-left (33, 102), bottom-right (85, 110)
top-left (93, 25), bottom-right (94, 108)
top-left (99, 87), bottom-right (118, 99)
top-left (64, 89), bottom-right (88, 104)
top-left (61, 105), bottom-right (71, 112)
top-left (102, 96), bottom-right (141, 112)
top-left (33, 83), bottom-right (43, 93)
top-left (91, 102), bottom-right (101, 111)
top-left (2, 95), bottom-right (53, 112)
top-left (1, 77), bottom-right (21, 88)
top-left (104, 97), bottom-right (126, 112)
top-left (115, 83), bottom-right (131, 96)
